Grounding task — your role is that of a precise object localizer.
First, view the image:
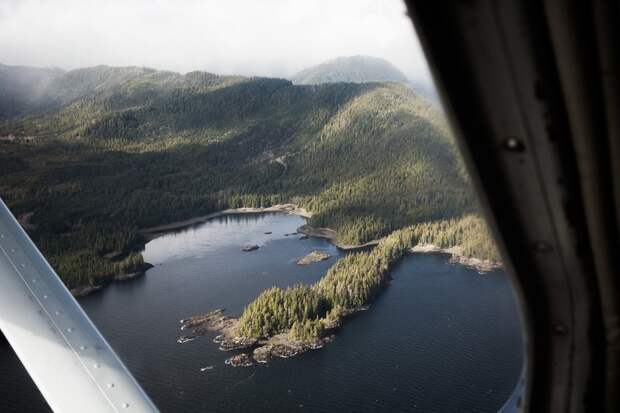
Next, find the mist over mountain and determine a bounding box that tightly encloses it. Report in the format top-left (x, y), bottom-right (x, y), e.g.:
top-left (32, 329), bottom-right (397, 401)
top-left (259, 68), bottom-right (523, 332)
top-left (0, 64), bottom-right (195, 120)
top-left (0, 63), bottom-right (64, 119)
top-left (291, 56), bottom-right (409, 85)
top-left (291, 56), bottom-right (439, 104)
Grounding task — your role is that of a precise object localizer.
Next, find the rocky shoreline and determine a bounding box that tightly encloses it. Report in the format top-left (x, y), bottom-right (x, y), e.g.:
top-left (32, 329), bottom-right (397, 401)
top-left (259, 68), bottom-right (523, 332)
top-left (177, 309), bottom-right (337, 367)
top-left (71, 262), bottom-right (154, 297)
top-left (410, 244), bottom-right (502, 273)
top-left (298, 223), bottom-right (502, 273)
top-left (177, 306), bottom-right (372, 367)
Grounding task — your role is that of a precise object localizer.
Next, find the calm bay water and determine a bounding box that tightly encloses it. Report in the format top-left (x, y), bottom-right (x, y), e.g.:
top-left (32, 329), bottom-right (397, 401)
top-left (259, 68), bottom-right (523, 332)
top-left (1, 213), bottom-right (523, 412)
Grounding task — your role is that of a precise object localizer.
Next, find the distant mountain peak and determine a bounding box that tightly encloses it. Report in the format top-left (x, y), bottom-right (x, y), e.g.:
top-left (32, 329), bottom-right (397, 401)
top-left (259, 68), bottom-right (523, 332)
top-left (291, 55), bottom-right (409, 85)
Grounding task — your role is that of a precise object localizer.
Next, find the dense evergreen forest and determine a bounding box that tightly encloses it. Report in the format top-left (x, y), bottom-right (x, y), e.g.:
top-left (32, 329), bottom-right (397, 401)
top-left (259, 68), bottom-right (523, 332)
top-left (238, 215), bottom-right (498, 342)
top-left (238, 228), bottom-right (413, 341)
top-left (0, 63), bottom-right (496, 290)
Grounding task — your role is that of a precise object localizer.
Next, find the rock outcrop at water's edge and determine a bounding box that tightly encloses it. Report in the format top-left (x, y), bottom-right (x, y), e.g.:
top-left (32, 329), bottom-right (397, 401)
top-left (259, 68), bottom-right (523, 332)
top-left (70, 285), bottom-right (102, 297)
top-left (114, 262), bottom-right (154, 281)
top-left (296, 250), bottom-right (330, 265)
top-left (178, 310), bottom-right (334, 366)
top-left (226, 353), bottom-right (254, 367)
top-left (178, 306), bottom-right (372, 367)
top-left (251, 334), bottom-right (335, 364)
top-left (178, 309), bottom-right (256, 351)
top-left (296, 224), bottom-right (379, 251)
top-left (410, 244), bottom-right (501, 273)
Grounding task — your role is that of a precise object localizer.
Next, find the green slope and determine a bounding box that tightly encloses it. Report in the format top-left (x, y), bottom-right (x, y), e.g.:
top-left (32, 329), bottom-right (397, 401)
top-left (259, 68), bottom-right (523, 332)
top-left (0, 63), bottom-right (494, 289)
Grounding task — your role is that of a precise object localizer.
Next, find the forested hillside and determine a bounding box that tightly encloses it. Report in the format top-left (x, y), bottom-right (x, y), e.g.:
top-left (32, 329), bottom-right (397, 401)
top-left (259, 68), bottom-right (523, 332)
top-left (0, 63), bottom-right (495, 290)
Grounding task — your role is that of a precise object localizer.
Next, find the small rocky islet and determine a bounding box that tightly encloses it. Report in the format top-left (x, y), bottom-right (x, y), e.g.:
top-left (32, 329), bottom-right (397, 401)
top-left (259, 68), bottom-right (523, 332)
top-left (177, 309), bottom-right (337, 367)
top-left (296, 250), bottom-right (331, 266)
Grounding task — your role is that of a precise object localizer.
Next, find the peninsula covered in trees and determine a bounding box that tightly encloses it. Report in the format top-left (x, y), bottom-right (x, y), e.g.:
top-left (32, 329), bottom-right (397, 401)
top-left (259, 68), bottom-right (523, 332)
top-left (0, 59), bottom-right (497, 295)
top-left (179, 215), bottom-right (497, 366)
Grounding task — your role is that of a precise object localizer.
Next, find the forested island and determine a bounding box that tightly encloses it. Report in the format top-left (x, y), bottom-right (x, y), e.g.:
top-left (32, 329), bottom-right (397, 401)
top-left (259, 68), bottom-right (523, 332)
top-left (0, 59), bottom-right (499, 298)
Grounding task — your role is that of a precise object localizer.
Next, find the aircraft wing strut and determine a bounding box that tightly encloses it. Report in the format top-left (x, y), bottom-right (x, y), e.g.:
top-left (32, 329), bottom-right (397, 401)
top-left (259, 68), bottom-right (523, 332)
top-left (0, 198), bottom-right (158, 413)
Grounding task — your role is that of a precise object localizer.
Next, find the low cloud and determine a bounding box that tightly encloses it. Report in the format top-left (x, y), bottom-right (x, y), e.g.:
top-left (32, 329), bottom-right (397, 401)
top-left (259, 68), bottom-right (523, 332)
top-left (0, 0), bottom-right (432, 83)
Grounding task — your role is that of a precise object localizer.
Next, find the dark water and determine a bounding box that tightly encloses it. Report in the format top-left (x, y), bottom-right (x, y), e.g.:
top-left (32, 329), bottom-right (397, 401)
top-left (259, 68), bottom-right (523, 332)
top-left (1, 213), bottom-right (523, 412)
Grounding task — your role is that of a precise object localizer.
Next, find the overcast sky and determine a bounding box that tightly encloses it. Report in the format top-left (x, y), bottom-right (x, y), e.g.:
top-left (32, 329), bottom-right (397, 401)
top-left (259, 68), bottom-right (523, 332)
top-left (0, 0), bottom-right (432, 83)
